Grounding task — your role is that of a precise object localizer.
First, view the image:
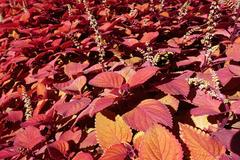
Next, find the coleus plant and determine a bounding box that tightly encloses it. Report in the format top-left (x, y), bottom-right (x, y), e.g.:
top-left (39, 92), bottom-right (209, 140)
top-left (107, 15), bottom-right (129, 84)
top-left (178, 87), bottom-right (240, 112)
top-left (0, 0), bottom-right (240, 159)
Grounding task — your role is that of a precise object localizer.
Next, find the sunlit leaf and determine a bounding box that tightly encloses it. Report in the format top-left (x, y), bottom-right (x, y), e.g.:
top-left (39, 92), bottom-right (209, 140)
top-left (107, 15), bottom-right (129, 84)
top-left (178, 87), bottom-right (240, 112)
top-left (123, 99), bottom-right (172, 131)
top-left (139, 124), bottom-right (183, 160)
top-left (95, 113), bottom-right (132, 150)
top-left (180, 123), bottom-right (225, 160)
top-left (128, 66), bottom-right (159, 88)
top-left (89, 72), bottom-right (124, 88)
top-left (100, 143), bottom-right (129, 160)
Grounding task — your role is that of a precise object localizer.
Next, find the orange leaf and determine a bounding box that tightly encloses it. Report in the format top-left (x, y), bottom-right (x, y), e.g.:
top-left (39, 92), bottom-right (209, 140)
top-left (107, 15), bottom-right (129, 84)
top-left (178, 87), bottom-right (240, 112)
top-left (133, 131), bottom-right (144, 151)
top-left (20, 11), bottom-right (30, 23)
top-left (159, 94), bottom-right (179, 111)
top-left (139, 124), bottom-right (183, 160)
top-left (180, 123), bottom-right (225, 160)
top-left (37, 82), bottom-right (47, 99)
top-left (100, 144), bottom-right (129, 160)
top-left (95, 113), bottom-right (132, 150)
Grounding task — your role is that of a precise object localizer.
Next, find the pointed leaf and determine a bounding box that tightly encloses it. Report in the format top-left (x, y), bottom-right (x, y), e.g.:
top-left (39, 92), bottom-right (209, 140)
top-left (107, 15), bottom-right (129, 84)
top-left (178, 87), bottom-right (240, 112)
top-left (89, 72), bottom-right (124, 88)
top-left (128, 66), bottom-right (159, 88)
top-left (139, 124), bottom-right (183, 160)
top-left (14, 126), bottom-right (45, 150)
top-left (123, 99), bottom-right (172, 131)
top-left (180, 124), bottom-right (225, 160)
top-left (140, 32), bottom-right (159, 43)
top-left (59, 130), bottom-right (82, 144)
top-left (100, 144), bottom-right (129, 160)
top-left (133, 131), bottom-right (145, 151)
top-left (80, 131), bottom-right (97, 149)
top-left (190, 90), bottom-right (222, 116)
top-left (95, 113), bottom-right (132, 150)
top-left (54, 98), bottom-right (91, 117)
top-left (88, 96), bottom-right (116, 117)
top-left (47, 140), bottom-right (69, 160)
top-left (64, 62), bottom-right (89, 78)
top-left (73, 152), bottom-right (93, 160)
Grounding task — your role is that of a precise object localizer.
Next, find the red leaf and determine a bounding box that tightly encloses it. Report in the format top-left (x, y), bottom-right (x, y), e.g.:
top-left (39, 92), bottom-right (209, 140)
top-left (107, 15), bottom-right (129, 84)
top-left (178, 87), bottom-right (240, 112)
top-left (73, 152), bottom-right (93, 160)
top-left (54, 76), bottom-right (87, 94)
top-left (21, 112), bottom-right (53, 127)
top-left (47, 140), bottom-right (69, 160)
top-left (123, 99), bottom-right (172, 131)
top-left (122, 38), bottom-right (139, 47)
top-left (14, 126), bottom-right (45, 150)
top-left (54, 97), bottom-right (91, 117)
top-left (89, 72), bottom-right (124, 88)
top-left (80, 131), bottom-right (97, 149)
top-left (155, 71), bottom-right (192, 97)
top-left (140, 31), bottom-right (159, 43)
top-left (64, 62), bottom-right (89, 78)
top-left (56, 21), bottom-right (71, 33)
top-left (88, 96), bottom-right (116, 117)
top-left (59, 130), bottom-right (82, 144)
top-left (128, 66), bottom-right (159, 88)
top-left (100, 144), bottom-right (129, 160)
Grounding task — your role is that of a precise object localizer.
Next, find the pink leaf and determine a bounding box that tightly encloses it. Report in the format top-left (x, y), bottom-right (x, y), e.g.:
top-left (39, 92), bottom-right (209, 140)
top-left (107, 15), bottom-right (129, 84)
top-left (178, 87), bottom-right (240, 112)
top-left (128, 66), bottom-right (159, 88)
top-left (54, 98), bottom-right (91, 117)
top-left (228, 64), bottom-right (240, 76)
top-left (5, 111), bottom-right (23, 123)
top-left (54, 76), bottom-right (87, 94)
top-left (89, 72), bottom-right (124, 88)
top-left (64, 62), bottom-right (89, 78)
top-left (155, 71), bottom-right (192, 97)
top-left (190, 90), bottom-right (222, 116)
top-left (80, 131), bottom-right (97, 149)
top-left (123, 99), bottom-right (172, 131)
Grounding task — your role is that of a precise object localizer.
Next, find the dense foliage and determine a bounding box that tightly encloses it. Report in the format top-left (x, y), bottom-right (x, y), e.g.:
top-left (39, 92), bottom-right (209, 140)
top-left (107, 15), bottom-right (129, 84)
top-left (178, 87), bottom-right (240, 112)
top-left (0, 0), bottom-right (240, 159)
